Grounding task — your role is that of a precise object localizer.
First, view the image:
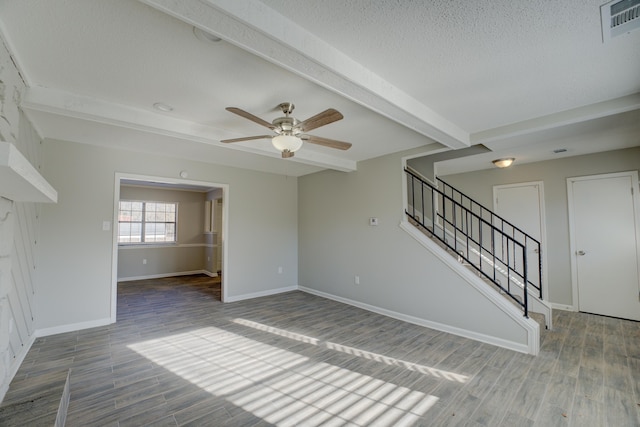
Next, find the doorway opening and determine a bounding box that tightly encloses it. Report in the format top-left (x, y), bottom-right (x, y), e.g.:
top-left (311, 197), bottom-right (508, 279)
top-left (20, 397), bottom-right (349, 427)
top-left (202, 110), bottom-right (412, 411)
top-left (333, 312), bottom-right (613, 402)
top-left (110, 173), bottom-right (229, 322)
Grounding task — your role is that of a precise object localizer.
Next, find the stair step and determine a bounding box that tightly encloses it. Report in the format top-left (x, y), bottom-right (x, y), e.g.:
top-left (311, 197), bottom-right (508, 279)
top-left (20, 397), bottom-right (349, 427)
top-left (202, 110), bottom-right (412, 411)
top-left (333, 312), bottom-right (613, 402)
top-left (0, 369), bottom-right (70, 426)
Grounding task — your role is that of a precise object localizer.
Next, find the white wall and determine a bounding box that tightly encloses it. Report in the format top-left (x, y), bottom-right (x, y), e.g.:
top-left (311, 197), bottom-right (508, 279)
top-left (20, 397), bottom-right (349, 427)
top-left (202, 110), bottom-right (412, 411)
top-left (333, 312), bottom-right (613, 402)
top-left (440, 147), bottom-right (640, 307)
top-left (37, 139), bottom-right (298, 333)
top-left (205, 189), bottom-right (223, 275)
top-left (298, 146), bottom-right (532, 350)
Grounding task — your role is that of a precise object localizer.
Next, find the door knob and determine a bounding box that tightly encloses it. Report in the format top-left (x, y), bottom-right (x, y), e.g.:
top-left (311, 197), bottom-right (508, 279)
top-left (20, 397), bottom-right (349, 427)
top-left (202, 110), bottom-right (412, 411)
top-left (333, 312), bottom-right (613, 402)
top-left (576, 250), bottom-right (586, 256)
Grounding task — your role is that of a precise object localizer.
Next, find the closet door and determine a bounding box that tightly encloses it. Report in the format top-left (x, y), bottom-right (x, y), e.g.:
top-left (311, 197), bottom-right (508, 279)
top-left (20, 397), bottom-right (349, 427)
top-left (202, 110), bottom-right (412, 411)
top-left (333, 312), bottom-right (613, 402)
top-left (568, 172), bottom-right (640, 320)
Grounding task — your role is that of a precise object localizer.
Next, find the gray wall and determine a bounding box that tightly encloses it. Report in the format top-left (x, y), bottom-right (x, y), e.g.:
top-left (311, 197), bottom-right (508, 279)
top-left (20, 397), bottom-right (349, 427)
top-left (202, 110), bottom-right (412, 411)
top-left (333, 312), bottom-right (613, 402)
top-left (117, 186), bottom-right (210, 280)
top-left (37, 139), bottom-right (298, 332)
top-left (298, 145), bottom-right (530, 347)
top-left (440, 147), bottom-right (640, 306)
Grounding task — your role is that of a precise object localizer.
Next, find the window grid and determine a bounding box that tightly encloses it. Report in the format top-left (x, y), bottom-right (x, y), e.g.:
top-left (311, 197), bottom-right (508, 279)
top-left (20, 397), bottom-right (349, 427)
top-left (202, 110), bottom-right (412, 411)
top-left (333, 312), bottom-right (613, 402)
top-left (118, 201), bottom-right (177, 244)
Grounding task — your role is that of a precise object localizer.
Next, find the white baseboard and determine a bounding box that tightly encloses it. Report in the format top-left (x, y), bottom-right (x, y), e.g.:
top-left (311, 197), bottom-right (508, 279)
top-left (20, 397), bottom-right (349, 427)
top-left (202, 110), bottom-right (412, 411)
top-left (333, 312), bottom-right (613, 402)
top-left (117, 270), bottom-right (217, 282)
top-left (224, 286), bottom-right (298, 303)
top-left (35, 317), bottom-right (112, 338)
top-left (399, 221), bottom-right (539, 354)
top-left (550, 303), bottom-right (576, 311)
top-left (0, 334), bottom-right (36, 402)
top-left (202, 270), bottom-right (219, 278)
top-left (299, 286), bottom-right (531, 354)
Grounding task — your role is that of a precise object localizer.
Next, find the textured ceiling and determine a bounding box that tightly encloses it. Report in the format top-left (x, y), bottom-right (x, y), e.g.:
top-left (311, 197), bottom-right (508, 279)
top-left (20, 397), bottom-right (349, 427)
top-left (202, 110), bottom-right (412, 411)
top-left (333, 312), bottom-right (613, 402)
top-left (261, 0), bottom-right (639, 132)
top-left (0, 0), bottom-right (638, 176)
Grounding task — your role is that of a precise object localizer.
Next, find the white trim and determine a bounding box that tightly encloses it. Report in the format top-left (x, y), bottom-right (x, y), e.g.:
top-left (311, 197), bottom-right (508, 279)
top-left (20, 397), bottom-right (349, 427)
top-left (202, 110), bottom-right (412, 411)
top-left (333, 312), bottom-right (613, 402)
top-left (202, 270), bottom-right (219, 278)
top-left (405, 165), bottom-right (437, 187)
top-left (224, 285), bottom-right (298, 303)
top-left (117, 269), bottom-right (218, 283)
top-left (140, 1), bottom-right (469, 149)
top-left (299, 285), bottom-right (531, 355)
top-left (35, 317), bottom-right (112, 338)
top-left (402, 146), bottom-right (450, 186)
top-left (399, 220), bottom-right (539, 355)
top-left (425, 216), bottom-right (553, 329)
top-left (550, 303), bottom-right (576, 312)
top-left (112, 173), bottom-right (230, 321)
top-left (0, 334), bottom-right (36, 402)
top-left (492, 180), bottom-right (550, 304)
top-left (0, 141), bottom-right (58, 203)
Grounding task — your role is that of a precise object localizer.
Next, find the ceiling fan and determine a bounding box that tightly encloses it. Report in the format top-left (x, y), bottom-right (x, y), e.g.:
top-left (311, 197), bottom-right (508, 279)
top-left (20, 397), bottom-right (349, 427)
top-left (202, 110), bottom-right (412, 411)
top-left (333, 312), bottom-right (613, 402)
top-left (221, 102), bottom-right (352, 158)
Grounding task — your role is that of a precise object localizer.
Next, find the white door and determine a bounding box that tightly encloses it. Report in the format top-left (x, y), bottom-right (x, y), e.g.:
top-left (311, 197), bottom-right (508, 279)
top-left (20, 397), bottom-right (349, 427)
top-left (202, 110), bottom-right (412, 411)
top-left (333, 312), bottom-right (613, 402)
top-left (494, 182), bottom-right (546, 294)
top-left (568, 172), bottom-right (640, 321)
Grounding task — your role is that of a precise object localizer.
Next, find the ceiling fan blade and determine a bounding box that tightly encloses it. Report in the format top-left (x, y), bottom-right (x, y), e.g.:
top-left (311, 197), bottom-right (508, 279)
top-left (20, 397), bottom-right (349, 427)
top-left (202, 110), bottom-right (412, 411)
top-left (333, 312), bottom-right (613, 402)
top-left (301, 135), bottom-right (352, 150)
top-left (221, 135), bottom-right (272, 143)
top-left (295, 108), bottom-right (343, 132)
top-left (226, 107), bottom-right (275, 129)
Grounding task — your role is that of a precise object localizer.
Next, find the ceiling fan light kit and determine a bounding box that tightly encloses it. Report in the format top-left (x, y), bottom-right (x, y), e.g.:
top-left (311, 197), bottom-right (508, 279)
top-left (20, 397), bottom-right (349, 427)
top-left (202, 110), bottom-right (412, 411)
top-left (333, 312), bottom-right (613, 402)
top-left (221, 102), bottom-right (352, 158)
top-left (272, 134), bottom-right (303, 154)
top-left (492, 157), bottom-right (515, 168)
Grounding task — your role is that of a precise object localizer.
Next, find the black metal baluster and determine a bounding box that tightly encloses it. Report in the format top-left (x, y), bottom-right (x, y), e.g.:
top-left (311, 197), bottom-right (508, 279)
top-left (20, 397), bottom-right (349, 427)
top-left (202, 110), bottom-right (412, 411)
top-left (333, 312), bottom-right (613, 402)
top-left (405, 170), bottom-right (543, 316)
top-left (523, 242), bottom-right (529, 317)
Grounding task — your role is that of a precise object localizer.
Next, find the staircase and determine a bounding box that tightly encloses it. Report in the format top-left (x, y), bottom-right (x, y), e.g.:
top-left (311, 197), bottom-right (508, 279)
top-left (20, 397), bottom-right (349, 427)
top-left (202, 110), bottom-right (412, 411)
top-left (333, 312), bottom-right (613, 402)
top-left (405, 167), bottom-right (552, 329)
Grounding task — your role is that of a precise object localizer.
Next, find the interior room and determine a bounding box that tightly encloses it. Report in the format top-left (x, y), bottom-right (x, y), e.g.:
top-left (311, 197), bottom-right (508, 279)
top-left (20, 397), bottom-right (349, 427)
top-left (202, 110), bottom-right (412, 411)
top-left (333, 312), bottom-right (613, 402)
top-left (0, 0), bottom-right (639, 425)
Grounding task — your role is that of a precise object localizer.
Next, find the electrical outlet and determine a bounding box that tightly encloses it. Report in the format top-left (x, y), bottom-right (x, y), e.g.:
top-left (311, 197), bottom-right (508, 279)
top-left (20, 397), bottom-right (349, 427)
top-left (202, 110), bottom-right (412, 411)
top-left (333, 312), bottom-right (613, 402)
top-left (278, 266), bottom-right (283, 274)
top-left (354, 275), bottom-right (360, 285)
top-left (143, 259), bottom-right (147, 265)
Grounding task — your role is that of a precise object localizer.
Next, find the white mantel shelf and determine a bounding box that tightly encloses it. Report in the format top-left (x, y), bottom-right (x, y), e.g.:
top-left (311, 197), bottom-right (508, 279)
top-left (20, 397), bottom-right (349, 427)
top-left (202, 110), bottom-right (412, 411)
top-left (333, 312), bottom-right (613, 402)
top-left (0, 141), bottom-right (57, 203)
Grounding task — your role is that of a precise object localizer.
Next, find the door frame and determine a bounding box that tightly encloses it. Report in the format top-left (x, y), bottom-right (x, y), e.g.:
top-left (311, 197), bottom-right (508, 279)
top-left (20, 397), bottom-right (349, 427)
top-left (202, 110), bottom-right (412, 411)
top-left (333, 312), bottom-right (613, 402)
top-left (492, 181), bottom-right (549, 301)
top-left (110, 172), bottom-right (230, 322)
top-left (567, 171), bottom-right (640, 313)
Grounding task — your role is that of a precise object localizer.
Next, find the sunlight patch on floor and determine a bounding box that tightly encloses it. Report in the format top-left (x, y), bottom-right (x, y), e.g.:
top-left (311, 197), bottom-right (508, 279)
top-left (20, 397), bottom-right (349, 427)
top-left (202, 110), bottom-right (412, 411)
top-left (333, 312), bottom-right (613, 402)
top-left (129, 325), bottom-right (439, 425)
top-left (234, 318), bottom-right (469, 383)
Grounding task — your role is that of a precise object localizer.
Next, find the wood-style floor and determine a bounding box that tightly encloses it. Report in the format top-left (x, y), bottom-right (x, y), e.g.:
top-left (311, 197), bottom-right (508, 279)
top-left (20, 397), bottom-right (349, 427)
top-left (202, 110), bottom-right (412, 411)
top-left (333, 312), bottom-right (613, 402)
top-left (6, 275), bottom-right (640, 426)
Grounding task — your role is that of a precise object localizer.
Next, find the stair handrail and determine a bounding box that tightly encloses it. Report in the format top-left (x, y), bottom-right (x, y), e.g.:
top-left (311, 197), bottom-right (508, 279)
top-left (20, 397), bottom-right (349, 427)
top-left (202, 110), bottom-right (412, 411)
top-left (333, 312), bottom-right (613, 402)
top-left (405, 165), bottom-right (436, 186)
top-left (405, 168), bottom-right (543, 316)
top-left (435, 176), bottom-right (542, 299)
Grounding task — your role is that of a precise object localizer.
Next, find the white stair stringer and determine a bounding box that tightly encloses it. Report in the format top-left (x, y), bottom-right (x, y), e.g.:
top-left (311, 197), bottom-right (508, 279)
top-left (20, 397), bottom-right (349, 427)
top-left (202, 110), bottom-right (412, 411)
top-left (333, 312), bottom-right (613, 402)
top-left (445, 228), bottom-right (552, 330)
top-left (400, 221), bottom-right (540, 355)
top-left (406, 211), bottom-right (552, 330)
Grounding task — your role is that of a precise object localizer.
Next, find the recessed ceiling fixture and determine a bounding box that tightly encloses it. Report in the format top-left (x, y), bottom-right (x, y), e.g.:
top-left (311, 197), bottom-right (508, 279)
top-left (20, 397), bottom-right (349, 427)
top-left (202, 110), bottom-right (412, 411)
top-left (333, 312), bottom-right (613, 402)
top-left (153, 102), bottom-right (173, 112)
top-left (193, 27), bottom-right (222, 43)
top-left (492, 158), bottom-right (515, 168)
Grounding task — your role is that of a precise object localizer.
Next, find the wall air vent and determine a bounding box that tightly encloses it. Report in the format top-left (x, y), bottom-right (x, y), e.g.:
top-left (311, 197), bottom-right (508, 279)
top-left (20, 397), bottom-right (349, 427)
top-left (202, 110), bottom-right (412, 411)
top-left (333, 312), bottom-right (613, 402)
top-left (601, 0), bottom-right (640, 42)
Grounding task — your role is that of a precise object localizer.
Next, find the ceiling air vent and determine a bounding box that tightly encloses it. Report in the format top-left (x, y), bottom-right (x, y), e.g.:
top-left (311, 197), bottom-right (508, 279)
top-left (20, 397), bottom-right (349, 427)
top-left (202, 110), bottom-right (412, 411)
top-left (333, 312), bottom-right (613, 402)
top-left (601, 0), bottom-right (640, 42)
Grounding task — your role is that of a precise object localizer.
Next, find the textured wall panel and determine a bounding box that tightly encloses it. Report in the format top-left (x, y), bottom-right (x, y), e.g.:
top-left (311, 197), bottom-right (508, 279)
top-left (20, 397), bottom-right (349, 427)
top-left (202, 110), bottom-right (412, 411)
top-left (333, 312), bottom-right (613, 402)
top-left (0, 36), bottom-right (42, 399)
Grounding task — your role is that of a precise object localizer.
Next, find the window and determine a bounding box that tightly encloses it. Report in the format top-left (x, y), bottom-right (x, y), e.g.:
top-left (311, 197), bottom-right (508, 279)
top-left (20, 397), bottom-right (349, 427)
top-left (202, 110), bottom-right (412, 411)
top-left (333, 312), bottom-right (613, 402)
top-left (118, 201), bottom-right (177, 244)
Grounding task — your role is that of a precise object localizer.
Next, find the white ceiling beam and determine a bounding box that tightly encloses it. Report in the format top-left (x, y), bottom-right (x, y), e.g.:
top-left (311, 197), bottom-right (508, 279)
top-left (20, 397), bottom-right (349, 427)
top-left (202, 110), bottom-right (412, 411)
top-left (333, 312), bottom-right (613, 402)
top-left (20, 86), bottom-right (357, 172)
top-left (139, 0), bottom-right (470, 150)
top-left (472, 93), bottom-right (640, 146)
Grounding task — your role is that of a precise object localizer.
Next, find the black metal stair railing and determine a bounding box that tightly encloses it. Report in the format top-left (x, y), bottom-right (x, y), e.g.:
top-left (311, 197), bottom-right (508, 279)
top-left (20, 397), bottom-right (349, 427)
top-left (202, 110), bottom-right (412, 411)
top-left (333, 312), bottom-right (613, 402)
top-left (405, 168), bottom-right (543, 317)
